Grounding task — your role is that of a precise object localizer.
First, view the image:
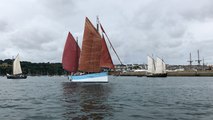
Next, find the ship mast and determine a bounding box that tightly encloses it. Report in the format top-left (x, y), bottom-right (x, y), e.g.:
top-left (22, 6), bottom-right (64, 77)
top-left (187, 52), bottom-right (193, 69)
top-left (76, 36), bottom-right (79, 74)
top-left (202, 57), bottom-right (205, 70)
top-left (195, 49), bottom-right (202, 65)
top-left (96, 16), bottom-right (100, 32)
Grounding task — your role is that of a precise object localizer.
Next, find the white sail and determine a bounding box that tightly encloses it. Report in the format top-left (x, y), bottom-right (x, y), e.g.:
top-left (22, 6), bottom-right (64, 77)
top-left (155, 57), bottom-right (163, 73)
top-left (155, 57), bottom-right (167, 73)
top-left (13, 54), bottom-right (22, 75)
top-left (147, 56), bottom-right (155, 73)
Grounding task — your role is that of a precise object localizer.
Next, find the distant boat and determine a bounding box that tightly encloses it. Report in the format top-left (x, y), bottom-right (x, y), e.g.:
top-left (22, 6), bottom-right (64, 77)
top-left (146, 56), bottom-right (167, 77)
top-left (6, 54), bottom-right (27, 79)
top-left (62, 17), bottom-right (115, 82)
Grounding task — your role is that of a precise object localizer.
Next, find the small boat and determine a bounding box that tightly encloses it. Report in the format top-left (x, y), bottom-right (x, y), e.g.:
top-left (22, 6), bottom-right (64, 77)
top-left (146, 56), bottom-right (167, 77)
top-left (6, 54), bottom-right (27, 79)
top-left (62, 17), bottom-right (118, 82)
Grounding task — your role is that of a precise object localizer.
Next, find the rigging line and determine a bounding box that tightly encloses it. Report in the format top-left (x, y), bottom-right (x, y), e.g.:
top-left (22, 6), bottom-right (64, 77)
top-left (100, 24), bottom-right (123, 65)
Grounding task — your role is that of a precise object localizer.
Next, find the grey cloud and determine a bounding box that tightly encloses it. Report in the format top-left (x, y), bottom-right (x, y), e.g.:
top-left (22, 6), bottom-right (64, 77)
top-left (115, 0), bottom-right (213, 64)
top-left (40, 0), bottom-right (77, 21)
top-left (0, 20), bottom-right (10, 32)
top-left (1, 0), bottom-right (213, 65)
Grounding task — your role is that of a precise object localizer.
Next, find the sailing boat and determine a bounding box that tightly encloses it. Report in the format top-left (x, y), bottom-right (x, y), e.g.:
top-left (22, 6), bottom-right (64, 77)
top-left (62, 17), bottom-right (115, 82)
top-left (6, 54), bottom-right (27, 79)
top-left (146, 56), bottom-right (167, 77)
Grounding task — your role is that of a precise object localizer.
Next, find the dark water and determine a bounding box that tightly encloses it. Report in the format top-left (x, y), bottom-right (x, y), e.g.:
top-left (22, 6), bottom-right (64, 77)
top-left (0, 76), bottom-right (213, 120)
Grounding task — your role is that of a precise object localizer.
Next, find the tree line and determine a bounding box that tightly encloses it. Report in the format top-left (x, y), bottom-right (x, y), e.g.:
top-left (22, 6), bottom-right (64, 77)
top-left (0, 59), bottom-right (65, 76)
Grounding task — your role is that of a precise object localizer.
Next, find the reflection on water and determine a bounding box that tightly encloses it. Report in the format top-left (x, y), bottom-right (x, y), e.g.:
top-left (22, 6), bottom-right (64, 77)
top-left (62, 82), bottom-right (112, 119)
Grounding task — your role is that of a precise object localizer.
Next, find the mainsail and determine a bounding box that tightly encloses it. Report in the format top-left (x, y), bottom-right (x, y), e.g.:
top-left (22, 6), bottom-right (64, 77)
top-left (62, 32), bottom-right (80, 73)
top-left (13, 54), bottom-right (22, 75)
top-left (155, 57), bottom-right (163, 73)
top-left (78, 17), bottom-right (102, 72)
top-left (155, 57), bottom-right (166, 73)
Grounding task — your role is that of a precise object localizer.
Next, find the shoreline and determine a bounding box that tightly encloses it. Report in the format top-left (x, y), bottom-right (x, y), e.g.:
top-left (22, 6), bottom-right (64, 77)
top-left (111, 71), bottom-right (213, 77)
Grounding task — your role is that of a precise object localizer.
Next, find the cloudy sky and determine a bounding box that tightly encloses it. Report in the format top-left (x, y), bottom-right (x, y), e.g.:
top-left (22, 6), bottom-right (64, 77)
top-left (1, 0), bottom-right (213, 65)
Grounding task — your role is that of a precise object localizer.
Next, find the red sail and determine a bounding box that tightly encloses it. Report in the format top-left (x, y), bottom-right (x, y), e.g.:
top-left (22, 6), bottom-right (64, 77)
top-left (78, 17), bottom-right (102, 72)
top-left (62, 32), bottom-right (80, 73)
top-left (100, 36), bottom-right (114, 69)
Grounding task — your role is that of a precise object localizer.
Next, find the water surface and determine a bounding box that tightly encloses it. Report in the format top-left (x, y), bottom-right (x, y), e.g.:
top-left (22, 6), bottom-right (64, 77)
top-left (0, 76), bottom-right (213, 120)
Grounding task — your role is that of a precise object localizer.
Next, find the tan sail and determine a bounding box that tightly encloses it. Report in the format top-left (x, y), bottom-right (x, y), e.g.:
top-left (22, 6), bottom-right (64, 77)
top-left (78, 17), bottom-right (102, 72)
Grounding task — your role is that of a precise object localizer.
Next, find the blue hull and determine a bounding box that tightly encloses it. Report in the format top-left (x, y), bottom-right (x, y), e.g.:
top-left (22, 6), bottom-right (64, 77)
top-left (68, 72), bottom-right (108, 82)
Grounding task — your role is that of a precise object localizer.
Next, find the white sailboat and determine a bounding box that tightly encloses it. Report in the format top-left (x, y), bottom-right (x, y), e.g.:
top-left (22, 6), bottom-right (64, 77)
top-left (146, 56), bottom-right (167, 77)
top-left (6, 54), bottom-right (27, 79)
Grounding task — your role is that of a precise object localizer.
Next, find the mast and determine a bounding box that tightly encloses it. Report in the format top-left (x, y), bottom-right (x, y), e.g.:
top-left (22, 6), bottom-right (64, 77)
top-left (195, 49), bottom-right (202, 65)
top-left (96, 16), bottom-right (100, 32)
top-left (76, 36), bottom-right (79, 73)
top-left (187, 52), bottom-right (193, 69)
top-left (202, 57), bottom-right (205, 70)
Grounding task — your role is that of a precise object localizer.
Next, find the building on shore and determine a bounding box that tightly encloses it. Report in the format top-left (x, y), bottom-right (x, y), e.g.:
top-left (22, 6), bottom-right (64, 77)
top-left (114, 64), bottom-right (212, 73)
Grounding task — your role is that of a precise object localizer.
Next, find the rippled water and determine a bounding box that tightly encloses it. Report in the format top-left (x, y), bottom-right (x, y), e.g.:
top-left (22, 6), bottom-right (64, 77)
top-left (0, 76), bottom-right (213, 120)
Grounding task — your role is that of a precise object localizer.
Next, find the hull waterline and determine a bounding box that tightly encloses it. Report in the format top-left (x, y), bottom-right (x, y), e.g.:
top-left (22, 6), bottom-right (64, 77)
top-left (7, 74), bottom-right (27, 79)
top-left (146, 73), bottom-right (167, 77)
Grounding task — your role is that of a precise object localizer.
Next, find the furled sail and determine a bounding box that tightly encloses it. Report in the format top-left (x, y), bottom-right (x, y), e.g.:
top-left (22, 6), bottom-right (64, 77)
top-left (62, 32), bottom-right (80, 73)
top-left (100, 35), bottom-right (114, 69)
top-left (78, 17), bottom-right (102, 72)
top-left (13, 54), bottom-right (22, 75)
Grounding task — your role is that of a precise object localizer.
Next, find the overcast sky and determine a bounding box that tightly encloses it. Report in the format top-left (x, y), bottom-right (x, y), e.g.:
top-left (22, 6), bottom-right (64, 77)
top-left (1, 0), bottom-right (213, 65)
